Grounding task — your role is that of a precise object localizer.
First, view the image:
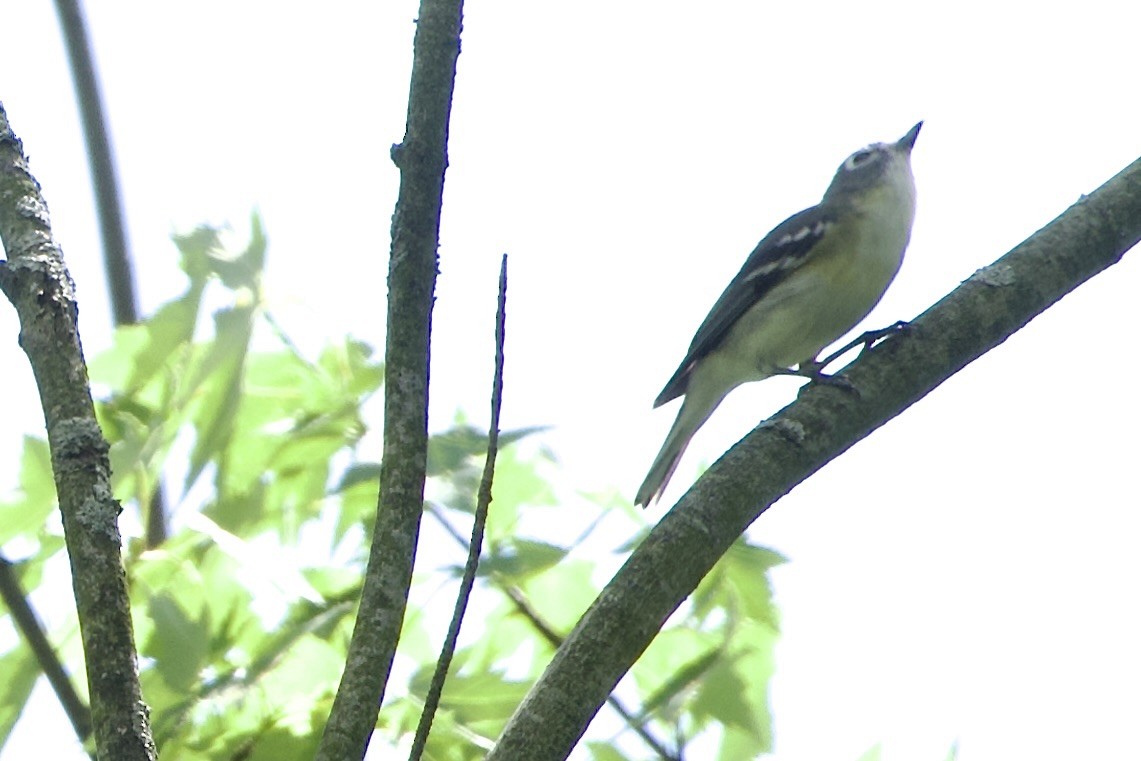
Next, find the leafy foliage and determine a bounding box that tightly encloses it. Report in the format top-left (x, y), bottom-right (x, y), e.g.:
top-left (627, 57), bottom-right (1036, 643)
top-left (0, 219), bottom-right (783, 759)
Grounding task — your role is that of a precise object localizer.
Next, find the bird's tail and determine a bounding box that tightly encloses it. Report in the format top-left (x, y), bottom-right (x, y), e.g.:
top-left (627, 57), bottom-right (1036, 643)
top-left (635, 392), bottom-right (724, 507)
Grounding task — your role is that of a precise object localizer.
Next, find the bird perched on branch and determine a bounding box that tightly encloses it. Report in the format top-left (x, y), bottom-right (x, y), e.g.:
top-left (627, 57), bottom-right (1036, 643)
top-left (636, 122), bottom-right (922, 507)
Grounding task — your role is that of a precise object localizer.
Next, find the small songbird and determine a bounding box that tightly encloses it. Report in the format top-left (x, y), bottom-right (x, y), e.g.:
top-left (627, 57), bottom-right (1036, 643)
top-left (635, 122), bottom-right (922, 507)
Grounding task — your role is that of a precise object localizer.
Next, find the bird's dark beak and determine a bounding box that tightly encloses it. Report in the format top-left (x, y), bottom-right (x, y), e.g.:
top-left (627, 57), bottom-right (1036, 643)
top-left (896, 121), bottom-right (923, 152)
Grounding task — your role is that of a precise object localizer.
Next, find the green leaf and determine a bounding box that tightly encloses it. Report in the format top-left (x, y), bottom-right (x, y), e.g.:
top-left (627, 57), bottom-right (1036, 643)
top-left (314, 338), bottom-right (383, 400)
top-left (691, 652), bottom-right (754, 731)
top-left (146, 592), bottom-right (209, 691)
top-left (185, 303), bottom-right (257, 491)
top-left (448, 600), bottom-right (539, 676)
top-left (586, 742), bottom-right (634, 761)
top-left (716, 725), bottom-right (770, 761)
top-left (692, 538), bottom-right (785, 631)
top-left (138, 666), bottom-right (190, 742)
top-left (256, 634), bottom-right (342, 704)
top-left (633, 628), bottom-right (714, 705)
top-left (638, 637), bottom-right (721, 718)
top-left (203, 481), bottom-right (269, 536)
top-left (427, 425), bottom-right (547, 478)
top-left (698, 624), bottom-right (776, 752)
top-left (0, 437), bottom-right (56, 545)
top-left (482, 445), bottom-right (557, 543)
top-left (331, 476), bottom-right (377, 544)
top-left (427, 425), bottom-right (487, 478)
top-left (332, 462), bottom-right (380, 493)
top-left (207, 212), bottom-right (266, 291)
top-left (6, 535), bottom-right (65, 595)
top-left (97, 286), bottom-right (204, 394)
top-left (245, 724), bottom-right (320, 761)
top-left (517, 558), bottom-right (598, 632)
top-left (410, 669), bottom-right (529, 730)
top-left (300, 567), bottom-right (360, 602)
top-left (478, 539), bottom-right (568, 582)
top-left (173, 225), bottom-right (224, 284)
top-left (418, 713), bottom-right (492, 761)
top-left (0, 643), bottom-right (42, 749)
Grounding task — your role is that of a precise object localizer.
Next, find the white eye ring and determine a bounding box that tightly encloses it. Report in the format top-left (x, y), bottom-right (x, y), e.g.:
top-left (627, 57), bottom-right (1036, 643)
top-left (844, 149), bottom-right (879, 171)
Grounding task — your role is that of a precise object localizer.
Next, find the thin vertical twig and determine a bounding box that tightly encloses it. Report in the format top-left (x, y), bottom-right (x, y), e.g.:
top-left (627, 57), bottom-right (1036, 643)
top-left (409, 254), bottom-right (508, 760)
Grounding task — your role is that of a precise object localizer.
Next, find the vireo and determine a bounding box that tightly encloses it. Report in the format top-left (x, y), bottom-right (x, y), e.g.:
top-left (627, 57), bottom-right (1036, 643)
top-left (636, 122), bottom-right (922, 507)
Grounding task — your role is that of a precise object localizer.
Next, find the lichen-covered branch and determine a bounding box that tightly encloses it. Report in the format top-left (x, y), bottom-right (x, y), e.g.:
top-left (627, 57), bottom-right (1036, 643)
top-left (0, 103), bottom-right (155, 761)
top-left (316, 1), bottom-right (465, 758)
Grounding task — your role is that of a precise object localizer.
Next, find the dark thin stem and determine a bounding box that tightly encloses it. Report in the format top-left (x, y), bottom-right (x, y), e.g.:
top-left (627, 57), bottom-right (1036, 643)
top-left (52, 0), bottom-right (169, 547)
top-left (143, 492), bottom-right (167, 548)
top-left (0, 554), bottom-right (94, 757)
top-left (52, 0), bottom-right (138, 326)
top-left (409, 255), bottom-right (508, 760)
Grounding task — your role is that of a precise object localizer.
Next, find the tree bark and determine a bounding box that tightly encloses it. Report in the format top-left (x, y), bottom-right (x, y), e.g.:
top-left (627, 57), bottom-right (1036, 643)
top-left (0, 103), bottom-right (156, 761)
top-left (316, 1), bottom-right (465, 758)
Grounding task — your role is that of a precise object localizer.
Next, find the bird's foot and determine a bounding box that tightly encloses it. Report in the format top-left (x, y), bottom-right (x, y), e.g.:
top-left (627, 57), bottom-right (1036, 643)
top-left (808, 371), bottom-right (858, 393)
top-left (771, 364), bottom-right (859, 395)
top-left (817, 320), bottom-right (911, 368)
top-left (788, 321), bottom-right (911, 397)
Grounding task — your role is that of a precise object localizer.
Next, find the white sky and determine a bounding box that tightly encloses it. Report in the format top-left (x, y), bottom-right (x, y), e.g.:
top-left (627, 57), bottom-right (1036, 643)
top-left (2, 2), bottom-right (1140, 760)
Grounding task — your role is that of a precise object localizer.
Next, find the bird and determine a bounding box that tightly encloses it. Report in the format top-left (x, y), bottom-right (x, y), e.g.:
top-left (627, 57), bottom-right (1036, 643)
top-left (635, 122), bottom-right (922, 507)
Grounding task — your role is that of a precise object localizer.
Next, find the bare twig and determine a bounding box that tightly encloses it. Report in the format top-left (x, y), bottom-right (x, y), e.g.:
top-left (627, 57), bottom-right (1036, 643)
top-left (409, 255), bottom-right (508, 759)
top-left (316, 1), bottom-right (465, 758)
top-left (0, 103), bottom-right (156, 761)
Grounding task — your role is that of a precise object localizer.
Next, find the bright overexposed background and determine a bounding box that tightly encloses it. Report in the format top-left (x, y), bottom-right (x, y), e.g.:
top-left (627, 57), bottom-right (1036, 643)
top-left (1, 2), bottom-right (1139, 760)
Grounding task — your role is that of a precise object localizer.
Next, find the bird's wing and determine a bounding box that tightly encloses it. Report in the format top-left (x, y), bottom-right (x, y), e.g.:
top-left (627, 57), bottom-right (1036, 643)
top-left (653, 204), bottom-right (836, 407)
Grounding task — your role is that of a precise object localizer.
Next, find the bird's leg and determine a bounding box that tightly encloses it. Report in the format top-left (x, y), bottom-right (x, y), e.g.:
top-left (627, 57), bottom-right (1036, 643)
top-left (769, 362), bottom-right (857, 392)
top-left (816, 320), bottom-right (911, 369)
top-left (770, 321), bottom-right (910, 394)
top-left (802, 365), bottom-right (858, 392)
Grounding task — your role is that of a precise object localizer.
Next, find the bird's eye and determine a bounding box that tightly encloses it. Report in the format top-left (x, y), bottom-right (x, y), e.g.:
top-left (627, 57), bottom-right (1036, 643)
top-left (844, 149), bottom-right (879, 171)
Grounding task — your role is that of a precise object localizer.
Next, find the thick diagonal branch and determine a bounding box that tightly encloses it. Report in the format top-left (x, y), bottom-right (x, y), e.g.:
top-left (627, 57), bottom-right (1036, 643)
top-left (489, 157), bottom-right (1141, 760)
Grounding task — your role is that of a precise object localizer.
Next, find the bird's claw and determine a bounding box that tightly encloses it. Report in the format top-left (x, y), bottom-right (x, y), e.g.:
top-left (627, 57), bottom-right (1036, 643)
top-left (807, 371), bottom-right (860, 396)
